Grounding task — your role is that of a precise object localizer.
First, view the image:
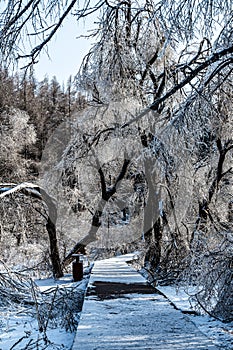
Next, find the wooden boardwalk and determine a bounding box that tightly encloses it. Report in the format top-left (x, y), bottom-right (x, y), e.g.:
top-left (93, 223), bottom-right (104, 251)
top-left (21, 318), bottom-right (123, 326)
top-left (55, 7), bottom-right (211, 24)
top-left (72, 254), bottom-right (219, 350)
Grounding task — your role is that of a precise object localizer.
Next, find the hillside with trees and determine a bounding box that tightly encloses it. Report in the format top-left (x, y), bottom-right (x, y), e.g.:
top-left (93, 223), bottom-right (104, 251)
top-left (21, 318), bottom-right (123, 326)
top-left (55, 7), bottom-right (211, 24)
top-left (0, 1), bottom-right (232, 344)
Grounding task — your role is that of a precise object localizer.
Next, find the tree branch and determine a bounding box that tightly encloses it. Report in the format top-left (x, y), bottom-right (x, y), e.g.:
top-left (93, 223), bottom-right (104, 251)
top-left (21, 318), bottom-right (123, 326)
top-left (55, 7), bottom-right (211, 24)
top-left (62, 157), bottom-right (131, 267)
top-left (0, 183), bottom-right (63, 278)
top-left (17, 0), bottom-right (77, 64)
top-left (122, 45), bottom-right (233, 127)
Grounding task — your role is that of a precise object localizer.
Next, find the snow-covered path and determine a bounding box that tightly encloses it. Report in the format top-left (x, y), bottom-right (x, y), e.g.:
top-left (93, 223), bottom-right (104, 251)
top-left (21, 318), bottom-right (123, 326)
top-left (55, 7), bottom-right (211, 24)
top-left (72, 254), bottom-right (219, 350)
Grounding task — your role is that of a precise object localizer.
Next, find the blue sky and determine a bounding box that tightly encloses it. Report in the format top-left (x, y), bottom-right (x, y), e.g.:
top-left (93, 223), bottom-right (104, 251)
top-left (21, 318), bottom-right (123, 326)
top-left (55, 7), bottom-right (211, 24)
top-left (32, 16), bottom-right (95, 84)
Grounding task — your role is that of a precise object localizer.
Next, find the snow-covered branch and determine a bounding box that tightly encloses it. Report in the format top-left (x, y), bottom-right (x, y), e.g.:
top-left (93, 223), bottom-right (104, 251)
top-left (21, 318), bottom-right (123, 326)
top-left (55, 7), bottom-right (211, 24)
top-left (0, 183), bottom-right (63, 278)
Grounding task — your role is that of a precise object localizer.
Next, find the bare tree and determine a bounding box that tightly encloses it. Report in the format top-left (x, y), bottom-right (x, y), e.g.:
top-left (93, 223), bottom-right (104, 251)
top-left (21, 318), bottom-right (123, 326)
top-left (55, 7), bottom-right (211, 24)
top-left (39, 102), bottom-right (144, 266)
top-left (62, 155), bottom-right (130, 267)
top-left (0, 108), bottom-right (36, 181)
top-left (0, 183), bottom-right (63, 278)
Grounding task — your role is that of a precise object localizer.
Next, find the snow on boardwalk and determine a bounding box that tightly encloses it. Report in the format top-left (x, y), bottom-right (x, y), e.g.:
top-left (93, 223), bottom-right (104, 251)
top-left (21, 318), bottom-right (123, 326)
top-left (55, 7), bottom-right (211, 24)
top-left (73, 254), bottom-right (219, 350)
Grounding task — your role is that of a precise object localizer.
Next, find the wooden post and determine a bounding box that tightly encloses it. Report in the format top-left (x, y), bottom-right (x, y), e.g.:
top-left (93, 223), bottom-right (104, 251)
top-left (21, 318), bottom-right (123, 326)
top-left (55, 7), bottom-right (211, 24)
top-left (72, 254), bottom-right (83, 281)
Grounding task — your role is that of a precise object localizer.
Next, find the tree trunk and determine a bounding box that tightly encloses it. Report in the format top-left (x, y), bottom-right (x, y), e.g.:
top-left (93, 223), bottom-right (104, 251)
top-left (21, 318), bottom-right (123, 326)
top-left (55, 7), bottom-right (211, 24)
top-left (46, 217), bottom-right (63, 278)
top-left (62, 198), bottom-right (107, 267)
top-left (144, 218), bottom-right (163, 271)
top-left (142, 149), bottom-right (162, 270)
top-left (0, 183), bottom-right (64, 278)
top-left (212, 271), bottom-right (233, 323)
top-left (62, 158), bottom-right (130, 268)
top-left (39, 188), bottom-right (63, 278)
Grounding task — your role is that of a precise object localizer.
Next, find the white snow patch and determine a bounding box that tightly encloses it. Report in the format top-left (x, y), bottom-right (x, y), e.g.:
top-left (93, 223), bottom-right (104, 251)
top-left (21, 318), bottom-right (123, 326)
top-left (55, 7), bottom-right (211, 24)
top-left (157, 285), bottom-right (233, 349)
top-left (0, 274), bottom-right (89, 350)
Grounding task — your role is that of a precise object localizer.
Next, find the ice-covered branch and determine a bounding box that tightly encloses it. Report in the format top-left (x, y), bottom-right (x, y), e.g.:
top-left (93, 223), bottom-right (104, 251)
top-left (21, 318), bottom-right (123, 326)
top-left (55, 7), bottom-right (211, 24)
top-left (0, 183), bottom-right (63, 278)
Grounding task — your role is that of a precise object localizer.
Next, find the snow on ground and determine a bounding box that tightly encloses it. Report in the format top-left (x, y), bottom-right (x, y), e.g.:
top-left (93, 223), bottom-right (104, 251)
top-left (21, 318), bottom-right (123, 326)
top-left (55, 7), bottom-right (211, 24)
top-left (0, 313), bottom-right (74, 350)
top-left (156, 285), bottom-right (233, 350)
top-left (0, 253), bottom-right (232, 349)
top-left (74, 291), bottom-right (220, 349)
top-left (0, 273), bottom-right (89, 350)
top-left (129, 252), bottom-right (233, 349)
top-left (74, 254), bottom-right (222, 349)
